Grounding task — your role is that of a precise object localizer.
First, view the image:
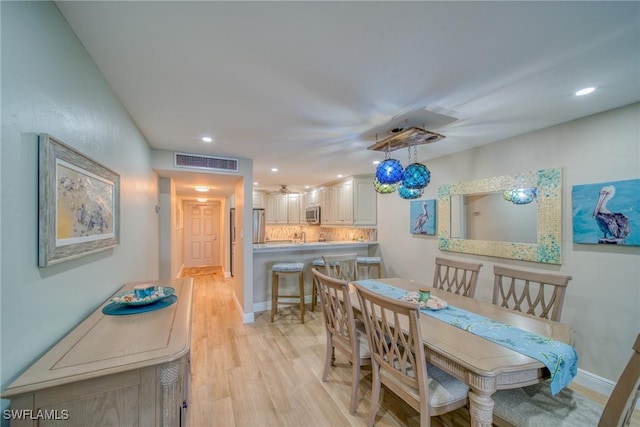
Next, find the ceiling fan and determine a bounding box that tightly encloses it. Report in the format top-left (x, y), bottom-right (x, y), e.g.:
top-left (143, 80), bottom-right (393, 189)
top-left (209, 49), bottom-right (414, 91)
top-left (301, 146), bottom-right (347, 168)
top-left (279, 185), bottom-right (293, 194)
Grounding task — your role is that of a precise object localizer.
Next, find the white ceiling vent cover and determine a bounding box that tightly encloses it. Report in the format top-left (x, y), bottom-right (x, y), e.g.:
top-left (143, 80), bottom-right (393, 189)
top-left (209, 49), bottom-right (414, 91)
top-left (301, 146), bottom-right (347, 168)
top-left (174, 152), bottom-right (239, 172)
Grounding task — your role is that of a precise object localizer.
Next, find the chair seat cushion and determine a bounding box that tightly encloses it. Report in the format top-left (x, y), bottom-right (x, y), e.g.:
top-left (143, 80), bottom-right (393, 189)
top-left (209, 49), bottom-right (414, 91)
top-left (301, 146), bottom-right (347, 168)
top-left (426, 364), bottom-right (469, 409)
top-left (357, 257), bottom-right (381, 264)
top-left (380, 363), bottom-right (468, 409)
top-left (493, 383), bottom-right (602, 426)
top-left (272, 262), bottom-right (304, 272)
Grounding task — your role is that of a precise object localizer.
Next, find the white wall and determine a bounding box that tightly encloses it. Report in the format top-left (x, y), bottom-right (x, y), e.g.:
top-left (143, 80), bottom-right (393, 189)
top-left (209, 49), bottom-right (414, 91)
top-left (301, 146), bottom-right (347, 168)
top-left (1, 1), bottom-right (160, 416)
top-left (378, 103), bottom-right (640, 384)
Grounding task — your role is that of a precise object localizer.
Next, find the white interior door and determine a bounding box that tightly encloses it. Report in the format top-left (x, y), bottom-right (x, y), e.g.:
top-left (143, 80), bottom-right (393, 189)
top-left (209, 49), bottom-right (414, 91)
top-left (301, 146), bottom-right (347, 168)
top-left (184, 201), bottom-right (220, 267)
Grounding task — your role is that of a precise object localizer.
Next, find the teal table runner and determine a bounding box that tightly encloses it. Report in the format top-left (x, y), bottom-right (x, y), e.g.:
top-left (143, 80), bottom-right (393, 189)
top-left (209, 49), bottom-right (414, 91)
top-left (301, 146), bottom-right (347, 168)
top-left (356, 279), bottom-right (578, 395)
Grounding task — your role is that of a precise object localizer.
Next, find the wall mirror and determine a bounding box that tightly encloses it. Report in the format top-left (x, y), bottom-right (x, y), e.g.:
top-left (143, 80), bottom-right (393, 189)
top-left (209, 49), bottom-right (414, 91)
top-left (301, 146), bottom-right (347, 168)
top-left (438, 167), bottom-right (562, 264)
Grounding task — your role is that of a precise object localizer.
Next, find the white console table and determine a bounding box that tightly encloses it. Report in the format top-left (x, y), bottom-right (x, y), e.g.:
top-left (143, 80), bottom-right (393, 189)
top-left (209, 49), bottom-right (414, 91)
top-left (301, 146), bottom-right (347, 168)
top-left (1, 277), bottom-right (193, 427)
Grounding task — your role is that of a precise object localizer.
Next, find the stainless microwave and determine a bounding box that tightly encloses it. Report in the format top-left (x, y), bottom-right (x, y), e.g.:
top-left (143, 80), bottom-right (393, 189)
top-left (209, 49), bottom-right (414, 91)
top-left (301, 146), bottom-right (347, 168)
top-left (305, 206), bottom-right (321, 224)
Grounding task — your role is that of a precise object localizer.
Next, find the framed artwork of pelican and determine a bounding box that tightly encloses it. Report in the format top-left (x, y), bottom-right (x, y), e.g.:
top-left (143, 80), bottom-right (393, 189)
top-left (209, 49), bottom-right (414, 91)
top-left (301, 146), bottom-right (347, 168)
top-left (572, 179), bottom-right (639, 246)
top-left (410, 199), bottom-right (436, 235)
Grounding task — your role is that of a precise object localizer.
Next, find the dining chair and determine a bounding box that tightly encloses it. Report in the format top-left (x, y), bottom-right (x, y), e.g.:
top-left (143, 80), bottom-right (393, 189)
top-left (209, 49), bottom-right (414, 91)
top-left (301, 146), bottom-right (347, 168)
top-left (493, 332), bottom-right (640, 427)
top-left (311, 268), bottom-right (371, 415)
top-left (432, 257), bottom-right (483, 298)
top-left (492, 265), bottom-right (572, 321)
top-left (322, 252), bottom-right (358, 281)
top-left (354, 283), bottom-right (469, 427)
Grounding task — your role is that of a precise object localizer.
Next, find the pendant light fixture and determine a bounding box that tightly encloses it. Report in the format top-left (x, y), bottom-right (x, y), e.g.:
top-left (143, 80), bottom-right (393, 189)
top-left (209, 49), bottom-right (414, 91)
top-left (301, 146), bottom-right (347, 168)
top-left (373, 177), bottom-right (398, 194)
top-left (368, 124), bottom-right (444, 200)
top-left (401, 145), bottom-right (431, 190)
top-left (374, 139), bottom-right (403, 185)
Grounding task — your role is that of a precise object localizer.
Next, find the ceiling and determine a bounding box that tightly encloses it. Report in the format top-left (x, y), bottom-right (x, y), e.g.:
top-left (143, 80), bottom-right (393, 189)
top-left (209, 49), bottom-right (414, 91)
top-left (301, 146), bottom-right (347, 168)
top-left (55, 1), bottom-right (640, 200)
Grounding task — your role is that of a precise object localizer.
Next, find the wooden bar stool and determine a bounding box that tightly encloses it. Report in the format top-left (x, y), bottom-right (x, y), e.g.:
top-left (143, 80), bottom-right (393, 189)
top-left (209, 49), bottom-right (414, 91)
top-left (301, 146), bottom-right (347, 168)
top-left (356, 256), bottom-right (381, 279)
top-left (271, 262), bottom-right (305, 323)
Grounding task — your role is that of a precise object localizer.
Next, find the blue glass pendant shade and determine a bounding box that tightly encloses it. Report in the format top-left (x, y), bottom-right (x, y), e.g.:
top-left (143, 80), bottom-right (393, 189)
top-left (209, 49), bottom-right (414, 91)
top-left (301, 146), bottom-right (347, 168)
top-left (402, 163), bottom-right (431, 189)
top-left (398, 184), bottom-right (423, 199)
top-left (373, 177), bottom-right (397, 194)
top-left (375, 158), bottom-right (403, 184)
top-left (510, 188), bottom-right (537, 205)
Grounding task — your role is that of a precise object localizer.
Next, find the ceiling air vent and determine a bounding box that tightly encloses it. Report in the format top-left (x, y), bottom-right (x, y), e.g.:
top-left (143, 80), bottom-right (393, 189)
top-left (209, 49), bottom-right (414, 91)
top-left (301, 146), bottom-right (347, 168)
top-left (174, 152), bottom-right (239, 172)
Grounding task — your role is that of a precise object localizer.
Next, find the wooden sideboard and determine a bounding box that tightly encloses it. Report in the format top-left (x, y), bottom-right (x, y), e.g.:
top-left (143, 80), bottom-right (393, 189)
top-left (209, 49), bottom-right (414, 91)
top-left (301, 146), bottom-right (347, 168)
top-left (1, 277), bottom-right (193, 427)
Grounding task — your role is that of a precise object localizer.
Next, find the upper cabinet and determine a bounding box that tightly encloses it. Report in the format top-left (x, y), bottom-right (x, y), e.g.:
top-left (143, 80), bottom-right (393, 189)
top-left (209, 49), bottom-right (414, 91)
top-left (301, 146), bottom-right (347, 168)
top-left (253, 191), bottom-right (266, 209)
top-left (318, 176), bottom-right (376, 226)
top-left (353, 176), bottom-right (377, 225)
top-left (306, 189), bottom-right (320, 207)
top-left (266, 193), bottom-right (301, 224)
top-left (287, 193), bottom-right (300, 224)
top-left (266, 193), bottom-right (288, 223)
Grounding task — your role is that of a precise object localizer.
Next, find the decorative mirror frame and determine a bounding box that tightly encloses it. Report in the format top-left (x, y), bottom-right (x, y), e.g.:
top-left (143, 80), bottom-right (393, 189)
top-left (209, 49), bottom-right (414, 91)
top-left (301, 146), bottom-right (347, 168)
top-left (437, 167), bottom-right (562, 264)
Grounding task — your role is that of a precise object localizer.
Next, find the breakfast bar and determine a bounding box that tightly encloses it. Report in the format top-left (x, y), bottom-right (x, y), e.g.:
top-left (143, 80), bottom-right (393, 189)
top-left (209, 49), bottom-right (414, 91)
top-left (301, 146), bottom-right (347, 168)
top-left (252, 241), bottom-right (379, 313)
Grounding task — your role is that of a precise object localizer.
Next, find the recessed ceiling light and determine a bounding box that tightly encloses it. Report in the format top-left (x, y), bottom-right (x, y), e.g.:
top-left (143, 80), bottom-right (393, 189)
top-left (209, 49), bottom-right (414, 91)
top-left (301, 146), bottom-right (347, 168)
top-left (576, 87), bottom-right (596, 96)
top-left (271, 168), bottom-right (278, 172)
top-left (202, 137), bottom-right (213, 143)
top-left (194, 185), bottom-right (211, 192)
top-left (304, 185), bottom-right (310, 189)
top-left (373, 160), bottom-right (380, 165)
top-left (253, 182), bottom-right (259, 186)
top-left (337, 174), bottom-right (343, 178)
top-left (196, 197), bottom-right (208, 202)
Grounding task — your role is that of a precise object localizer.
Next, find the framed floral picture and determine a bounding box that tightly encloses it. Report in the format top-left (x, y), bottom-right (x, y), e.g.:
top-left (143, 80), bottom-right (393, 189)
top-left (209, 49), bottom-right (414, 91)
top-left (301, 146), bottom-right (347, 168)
top-left (38, 134), bottom-right (120, 266)
top-left (410, 199), bottom-right (436, 235)
top-left (572, 178), bottom-right (639, 246)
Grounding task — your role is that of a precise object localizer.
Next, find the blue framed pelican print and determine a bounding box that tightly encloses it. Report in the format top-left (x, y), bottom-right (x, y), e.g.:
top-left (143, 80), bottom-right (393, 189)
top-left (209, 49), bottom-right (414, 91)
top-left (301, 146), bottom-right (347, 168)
top-left (572, 178), bottom-right (639, 246)
top-left (410, 199), bottom-right (436, 235)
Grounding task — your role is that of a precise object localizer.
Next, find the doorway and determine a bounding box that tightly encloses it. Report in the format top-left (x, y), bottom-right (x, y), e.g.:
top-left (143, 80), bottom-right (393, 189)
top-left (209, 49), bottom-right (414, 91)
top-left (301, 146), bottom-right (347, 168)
top-left (183, 200), bottom-right (221, 267)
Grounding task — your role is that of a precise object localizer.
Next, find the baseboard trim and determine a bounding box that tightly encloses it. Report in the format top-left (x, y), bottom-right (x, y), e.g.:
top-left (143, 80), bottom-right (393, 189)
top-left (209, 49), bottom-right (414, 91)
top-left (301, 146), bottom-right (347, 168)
top-left (575, 368), bottom-right (640, 410)
top-left (233, 291), bottom-right (254, 323)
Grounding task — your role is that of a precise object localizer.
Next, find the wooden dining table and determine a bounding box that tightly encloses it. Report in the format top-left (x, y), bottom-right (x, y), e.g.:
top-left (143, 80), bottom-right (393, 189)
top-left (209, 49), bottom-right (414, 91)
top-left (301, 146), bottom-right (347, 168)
top-left (349, 277), bottom-right (575, 427)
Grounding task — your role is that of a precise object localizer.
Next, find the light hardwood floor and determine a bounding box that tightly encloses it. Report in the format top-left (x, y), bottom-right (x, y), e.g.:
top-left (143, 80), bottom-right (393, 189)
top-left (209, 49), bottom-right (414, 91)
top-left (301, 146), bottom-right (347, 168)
top-left (185, 267), bottom-right (639, 427)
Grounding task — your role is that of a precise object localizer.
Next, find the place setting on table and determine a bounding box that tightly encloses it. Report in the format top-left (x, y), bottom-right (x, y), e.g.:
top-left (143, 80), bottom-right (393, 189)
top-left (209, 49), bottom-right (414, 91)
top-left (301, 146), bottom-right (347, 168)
top-left (350, 276), bottom-right (579, 426)
top-left (101, 283), bottom-right (178, 316)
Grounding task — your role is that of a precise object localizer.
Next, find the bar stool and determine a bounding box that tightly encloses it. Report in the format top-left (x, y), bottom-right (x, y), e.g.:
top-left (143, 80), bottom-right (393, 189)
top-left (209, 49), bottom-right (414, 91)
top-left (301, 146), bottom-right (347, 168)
top-left (271, 262), bottom-right (305, 323)
top-left (310, 258), bottom-right (325, 312)
top-left (357, 256), bottom-right (382, 279)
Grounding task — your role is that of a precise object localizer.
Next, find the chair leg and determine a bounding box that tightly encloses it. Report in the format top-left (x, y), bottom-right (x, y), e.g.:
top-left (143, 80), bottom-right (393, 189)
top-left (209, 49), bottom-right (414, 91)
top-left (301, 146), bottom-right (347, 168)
top-left (311, 276), bottom-right (318, 312)
top-left (270, 271), bottom-right (278, 323)
top-left (368, 363), bottom-right (381, 427)
top-left (299, 271), bottom-right (305, 324)
top-left (322, 334), bottom-right (333, 382)
top-left (349, 358), bottom-right (360, 415)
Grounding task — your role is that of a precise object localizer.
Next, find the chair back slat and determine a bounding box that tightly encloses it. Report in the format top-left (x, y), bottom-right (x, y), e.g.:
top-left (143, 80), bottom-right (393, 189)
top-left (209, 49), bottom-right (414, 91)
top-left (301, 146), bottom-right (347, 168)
top-left (492, 266), bottom-right (572, 321)
top-left (432, 257), bottom-right (483, 298)
top-left (323, 252), bottom-right (358, 281)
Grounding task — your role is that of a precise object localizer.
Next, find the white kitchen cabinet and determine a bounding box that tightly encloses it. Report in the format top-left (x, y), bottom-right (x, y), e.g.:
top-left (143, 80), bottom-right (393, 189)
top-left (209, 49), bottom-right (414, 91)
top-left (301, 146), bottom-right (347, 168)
top-left (318, 176), bottom-right (376, 227)
top-left (287, 193), bottom-right (300, 224)
top-left (266, 193), bottom-right (288, 224)
top-left (353, 176), bottom-right (377, 225)
top-left (306, 189), bottom-right (320, 207)
top-left (335, 179), bottom-right (353, 225)
top-left (266, 193), bottom-right (300, 224)
top-left (253, 191), bottom-right (266, 208)
top-left (320, 186), bottom-right (336, 225)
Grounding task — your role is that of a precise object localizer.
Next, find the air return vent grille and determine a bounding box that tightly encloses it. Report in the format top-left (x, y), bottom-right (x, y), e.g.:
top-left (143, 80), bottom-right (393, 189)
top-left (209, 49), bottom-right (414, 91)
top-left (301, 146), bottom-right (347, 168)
top-left (174, 152), bottom-right (239, 172)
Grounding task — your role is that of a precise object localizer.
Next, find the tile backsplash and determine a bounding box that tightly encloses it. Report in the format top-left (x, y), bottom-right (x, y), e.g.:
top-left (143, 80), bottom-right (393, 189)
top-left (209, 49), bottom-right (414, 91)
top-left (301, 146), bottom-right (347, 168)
top-left (265, 225), bottom-right (377, 242)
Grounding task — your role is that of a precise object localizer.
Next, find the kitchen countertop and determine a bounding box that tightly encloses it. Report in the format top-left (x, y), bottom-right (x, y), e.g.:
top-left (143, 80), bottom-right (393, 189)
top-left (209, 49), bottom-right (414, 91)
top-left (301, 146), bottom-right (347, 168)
top-left (253, 240), bottom-right (378, 252)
